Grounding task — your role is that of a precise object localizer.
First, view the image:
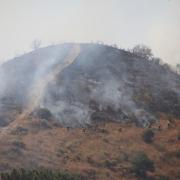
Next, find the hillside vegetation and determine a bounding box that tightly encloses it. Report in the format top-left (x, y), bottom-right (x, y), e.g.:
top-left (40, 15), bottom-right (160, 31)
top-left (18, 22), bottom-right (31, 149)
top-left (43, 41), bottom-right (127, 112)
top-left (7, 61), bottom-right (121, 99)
top-left (0, 43), bottom-right (180, 179)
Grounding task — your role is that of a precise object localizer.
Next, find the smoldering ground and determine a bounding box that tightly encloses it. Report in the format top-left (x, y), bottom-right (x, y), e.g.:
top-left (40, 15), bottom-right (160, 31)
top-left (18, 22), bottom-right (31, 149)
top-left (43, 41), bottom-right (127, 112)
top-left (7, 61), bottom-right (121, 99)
top-left (0, 43), bottom-right (180, 127)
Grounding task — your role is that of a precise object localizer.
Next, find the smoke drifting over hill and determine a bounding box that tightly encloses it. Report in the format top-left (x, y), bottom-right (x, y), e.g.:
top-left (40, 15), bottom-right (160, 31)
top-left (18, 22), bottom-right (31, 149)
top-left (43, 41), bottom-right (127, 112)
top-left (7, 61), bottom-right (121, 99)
top-left (0, 43), bottom-right (180, 127)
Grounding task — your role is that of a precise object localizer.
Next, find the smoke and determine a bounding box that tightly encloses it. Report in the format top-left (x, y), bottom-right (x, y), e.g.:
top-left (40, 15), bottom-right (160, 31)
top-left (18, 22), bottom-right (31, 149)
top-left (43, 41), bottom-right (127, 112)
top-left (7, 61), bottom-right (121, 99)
top-left (0, 43), bottom-right (179, 128)
top-left (26, 44), bottom-right (80, 113)
top-left (0, 44), bottom-right (72, 110)
top-left (37, 44), bottom-right (157, 127)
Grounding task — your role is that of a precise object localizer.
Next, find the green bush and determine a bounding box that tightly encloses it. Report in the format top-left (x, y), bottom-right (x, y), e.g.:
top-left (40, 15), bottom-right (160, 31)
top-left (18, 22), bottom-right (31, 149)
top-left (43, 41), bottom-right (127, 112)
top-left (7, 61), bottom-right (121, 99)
top-left (0, 168), bottom-right (83, 180)
top-left (132, 152), bottom-right (154, 177)
top-left (142, 129), bottom-right (154, 143)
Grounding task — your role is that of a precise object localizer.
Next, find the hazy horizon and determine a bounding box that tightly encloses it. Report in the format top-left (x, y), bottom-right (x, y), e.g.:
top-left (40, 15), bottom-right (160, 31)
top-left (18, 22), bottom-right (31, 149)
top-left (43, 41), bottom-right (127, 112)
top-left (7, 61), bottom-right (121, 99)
top-left (0, 0), bottom-right (179, 65)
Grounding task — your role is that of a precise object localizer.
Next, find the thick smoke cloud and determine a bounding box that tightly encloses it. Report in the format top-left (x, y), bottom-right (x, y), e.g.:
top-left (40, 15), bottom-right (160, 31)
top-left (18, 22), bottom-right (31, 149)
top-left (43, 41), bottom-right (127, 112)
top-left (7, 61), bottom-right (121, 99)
top-left (37, 44), bottom-right (157, 127)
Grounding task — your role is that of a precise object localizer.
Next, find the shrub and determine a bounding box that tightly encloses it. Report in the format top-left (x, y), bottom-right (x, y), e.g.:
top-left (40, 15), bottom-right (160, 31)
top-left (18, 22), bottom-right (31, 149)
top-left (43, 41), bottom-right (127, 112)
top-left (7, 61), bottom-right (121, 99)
top-left (177, 133), bottom-right (180, 141)
top-left (12, 141), bottom-right (26, 149)
top-left (132, 152), bottom-right (154, 178)
top-left (142, 129), bottom-right (154, 143)
top-left (0, 168), bottom-right (83, 180)
top-left (13, 126), bottom-right (28, 135)
top-left (87, 157), bottom-right (95, 165)
top-left (156, 175), bottom-right (170, 180)
top-left (36, 108), bottom-right (52, 120)
top-left (103, 160), bottom-right (117, 169)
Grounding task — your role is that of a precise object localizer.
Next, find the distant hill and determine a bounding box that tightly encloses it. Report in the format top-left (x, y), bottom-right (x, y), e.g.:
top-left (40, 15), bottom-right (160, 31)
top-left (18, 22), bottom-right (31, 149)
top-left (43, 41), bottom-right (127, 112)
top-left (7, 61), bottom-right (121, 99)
top-left (0, 43), bottom-right (180, 127)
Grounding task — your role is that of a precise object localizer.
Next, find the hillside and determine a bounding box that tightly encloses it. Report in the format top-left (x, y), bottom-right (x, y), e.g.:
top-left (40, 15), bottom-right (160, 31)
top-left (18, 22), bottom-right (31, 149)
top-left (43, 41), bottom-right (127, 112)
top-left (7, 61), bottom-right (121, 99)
top-left (0, 43), bottom-right (180, 179)
top-left (0, 43), bottom-right (180, 127)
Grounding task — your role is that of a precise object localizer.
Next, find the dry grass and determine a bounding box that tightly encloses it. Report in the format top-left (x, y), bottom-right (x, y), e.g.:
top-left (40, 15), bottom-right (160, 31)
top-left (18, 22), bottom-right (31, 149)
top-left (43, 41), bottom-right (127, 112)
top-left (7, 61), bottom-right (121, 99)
top-left (0, 116), bottom-right (179, 180)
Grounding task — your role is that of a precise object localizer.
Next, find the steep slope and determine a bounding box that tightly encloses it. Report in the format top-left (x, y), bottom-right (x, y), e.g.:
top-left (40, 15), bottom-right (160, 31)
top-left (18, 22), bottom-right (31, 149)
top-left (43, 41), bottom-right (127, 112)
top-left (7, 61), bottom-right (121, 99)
top-left (0, 43), bottom-right (179, 128)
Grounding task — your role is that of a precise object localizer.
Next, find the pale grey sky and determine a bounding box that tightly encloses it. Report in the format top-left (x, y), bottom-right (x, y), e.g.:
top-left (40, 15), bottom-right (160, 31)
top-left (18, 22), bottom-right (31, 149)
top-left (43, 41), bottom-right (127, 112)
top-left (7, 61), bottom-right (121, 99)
top-left (0, 0), bottom-right (179, 65)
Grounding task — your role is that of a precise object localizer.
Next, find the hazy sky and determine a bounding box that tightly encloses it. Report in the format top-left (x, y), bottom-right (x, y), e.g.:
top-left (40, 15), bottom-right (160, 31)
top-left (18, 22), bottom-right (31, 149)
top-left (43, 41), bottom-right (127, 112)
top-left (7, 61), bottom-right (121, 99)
top-left (0, 0), bottom-right (179, 65)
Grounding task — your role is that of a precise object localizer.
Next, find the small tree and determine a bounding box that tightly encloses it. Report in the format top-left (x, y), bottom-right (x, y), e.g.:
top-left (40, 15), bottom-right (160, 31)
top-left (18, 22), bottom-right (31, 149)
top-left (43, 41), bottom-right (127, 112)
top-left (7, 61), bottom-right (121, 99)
top-left (132, 152), bottom-right (154, 178)
top-left (31, 39), bottom-right (41, 50)
top-left (142, 129), bottom-right (154, 143)
top-left (132, 44), bottom-right (153, 59)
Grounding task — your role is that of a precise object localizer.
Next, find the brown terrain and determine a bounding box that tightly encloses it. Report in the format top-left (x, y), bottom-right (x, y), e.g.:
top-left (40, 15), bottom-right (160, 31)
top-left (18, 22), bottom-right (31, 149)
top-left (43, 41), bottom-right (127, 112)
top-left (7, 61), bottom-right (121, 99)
top-left (0, 114), bottom-right (179, 180)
